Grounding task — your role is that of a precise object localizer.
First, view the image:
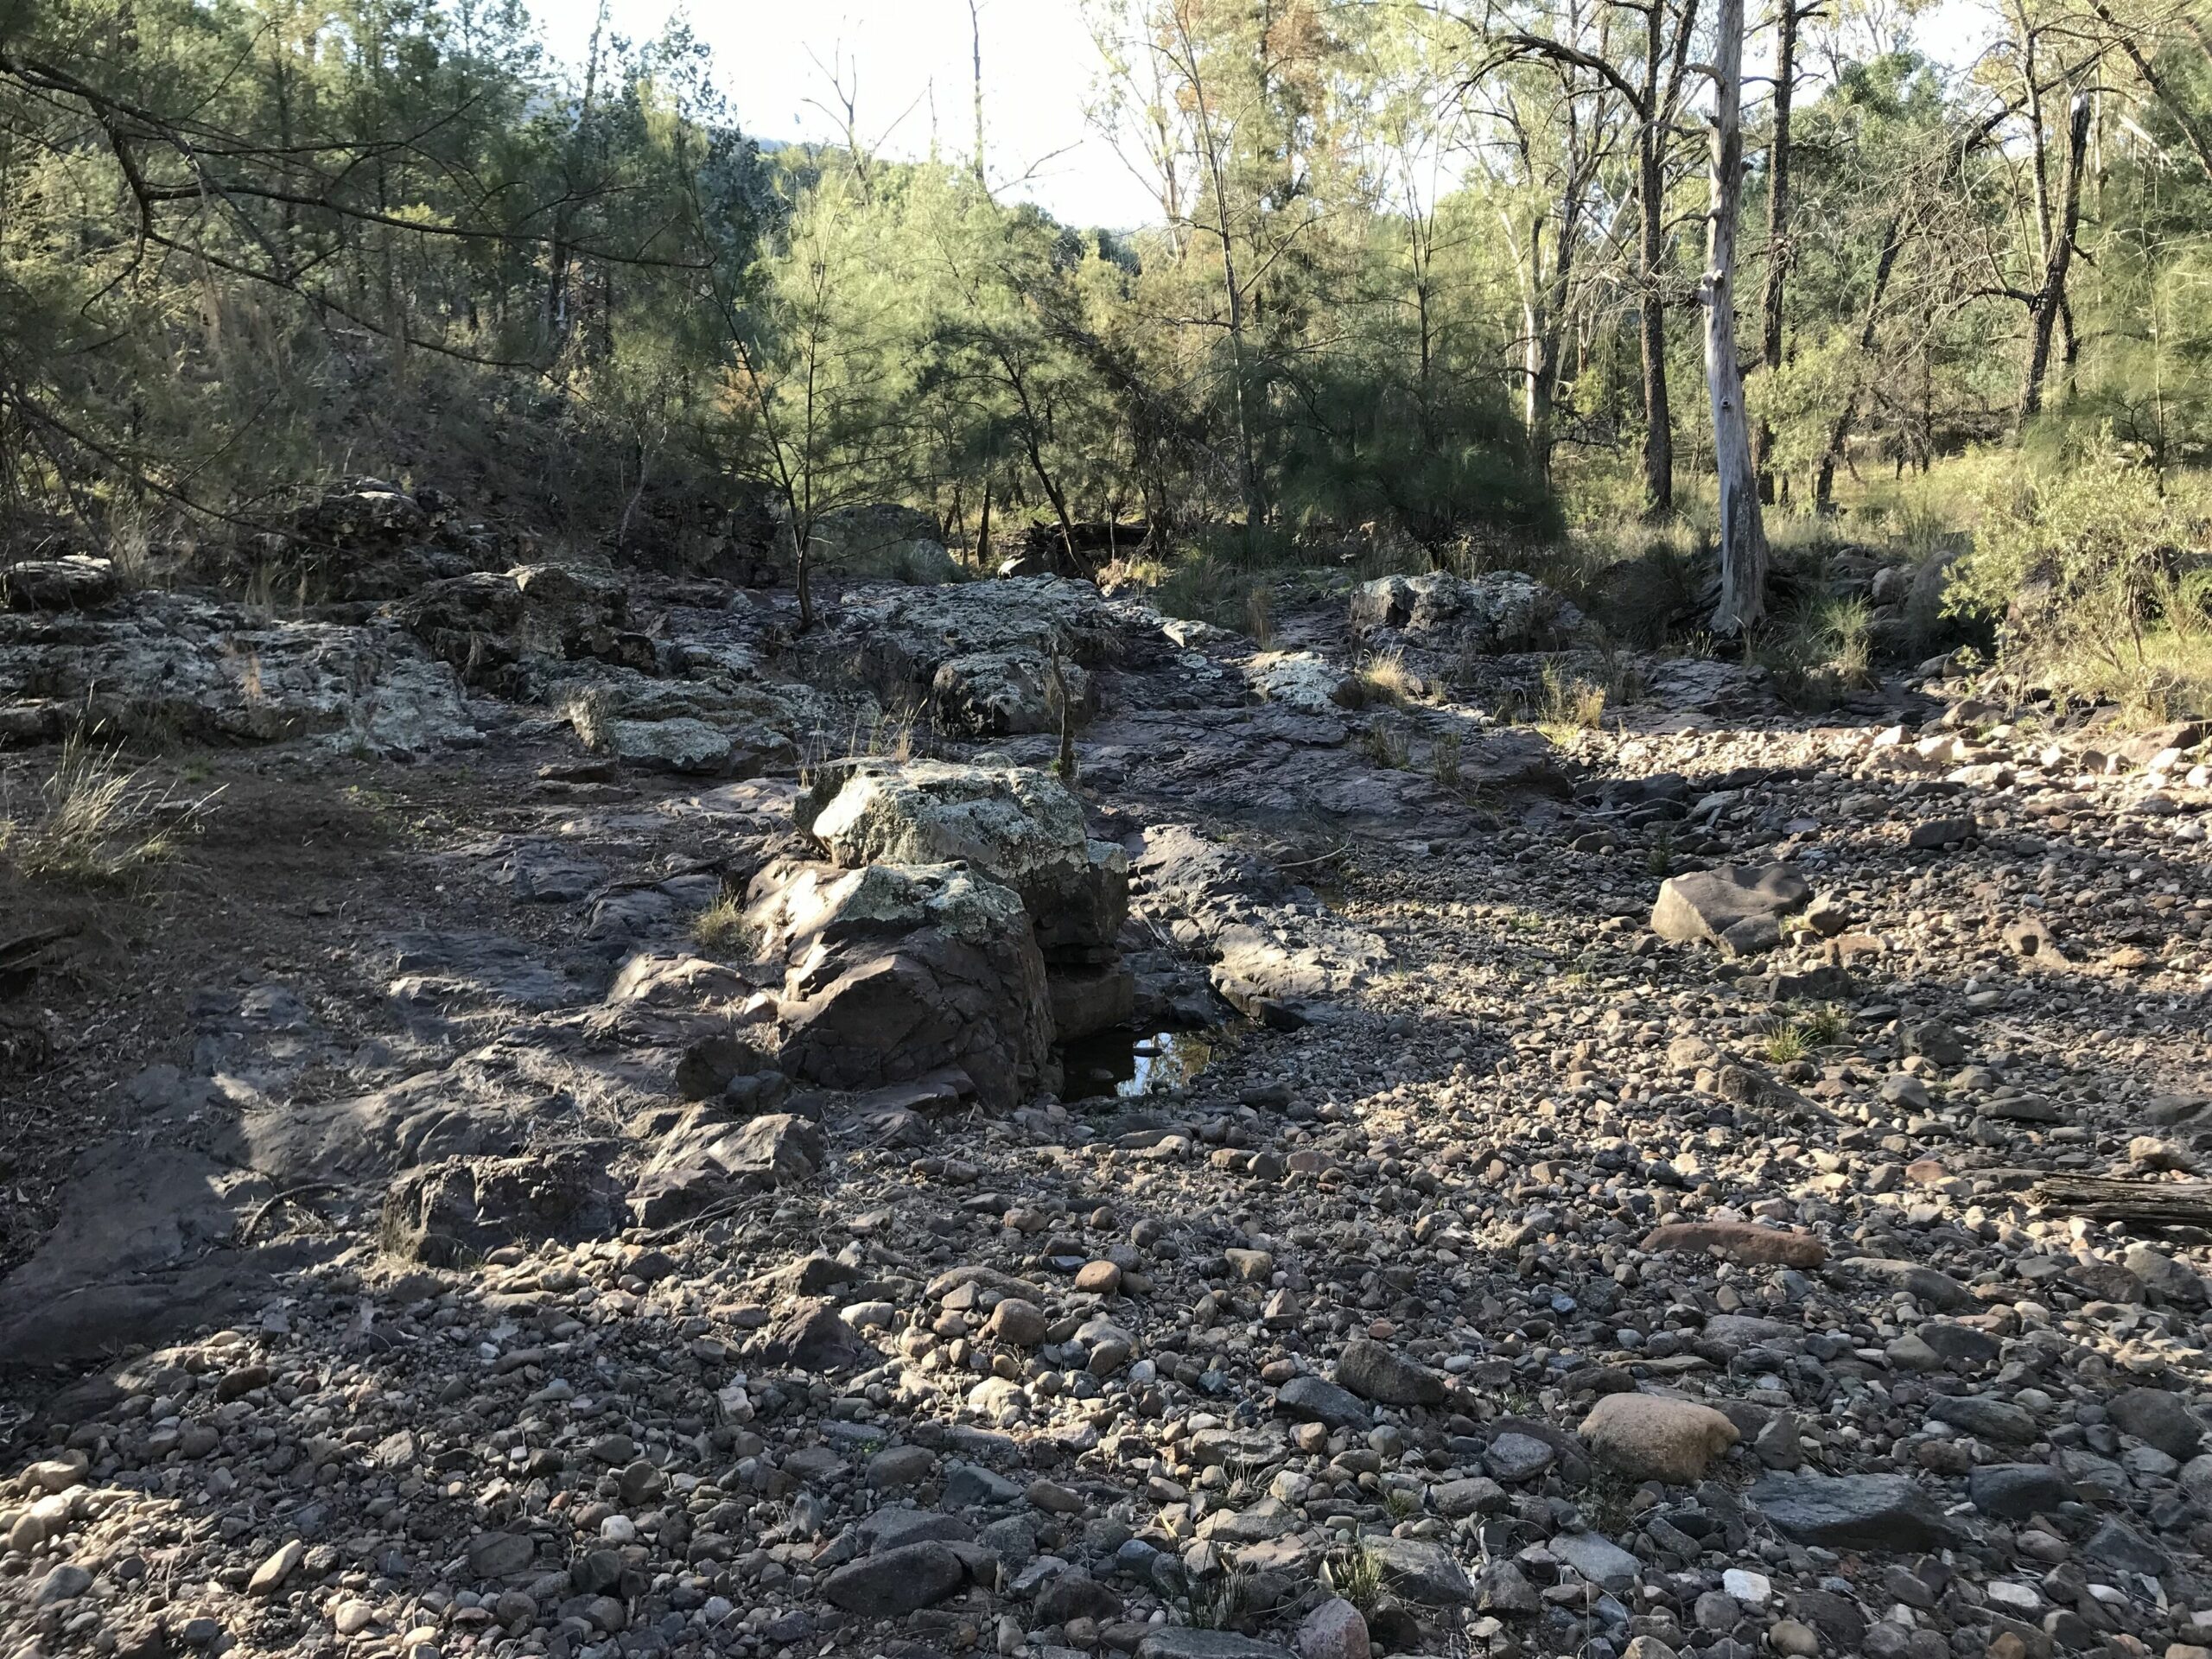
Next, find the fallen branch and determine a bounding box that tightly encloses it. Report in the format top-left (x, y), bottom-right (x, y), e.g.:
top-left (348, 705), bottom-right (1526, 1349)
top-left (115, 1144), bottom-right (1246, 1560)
top-left (236, 1180), bottom-right (345, 1243)
top-left (2028, 1173), bottom-right (2212, 1227)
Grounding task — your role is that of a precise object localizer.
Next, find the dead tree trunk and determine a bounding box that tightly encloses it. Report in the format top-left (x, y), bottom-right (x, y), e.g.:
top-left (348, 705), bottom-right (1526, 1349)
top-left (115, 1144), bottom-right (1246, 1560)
top-left (2018, 93), bottom-right (2091, 428)
top-left (1752, 0), bottom-right (1799, 499)
top-left (1705, 0), bottom-right (1767, 634)
top-left (1637, 2), bottom-right (1675, 518)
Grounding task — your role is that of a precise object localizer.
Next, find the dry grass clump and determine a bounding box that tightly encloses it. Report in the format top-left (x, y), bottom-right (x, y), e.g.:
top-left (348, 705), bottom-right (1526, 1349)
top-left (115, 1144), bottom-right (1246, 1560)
top-left (1522, 662), bottom-right (1607, 742)
top-left (1753, 594), bottom-right (1877, 709)
top-left (690, 886), bottom-right (756, 956)
top-left (1357, 648), bottom-right (1419, 706)
top-left (0, 735), bottom-right (210, 887)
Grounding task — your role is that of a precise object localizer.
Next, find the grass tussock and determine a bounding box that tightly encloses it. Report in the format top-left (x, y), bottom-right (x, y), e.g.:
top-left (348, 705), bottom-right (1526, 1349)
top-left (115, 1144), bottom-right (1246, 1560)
top-left (1751, 593), bottom-right (1876, 709)
top-left (1429, 728), bottom-right (1463, 787)
top-left (690, 886), bottom-right (755, 955)
top-left (1358, 716), bottom-right (1413, 769)
top-left (1322, 1543), bottom-right (1386, 1611)
top-left (1357, 648), bottom-right (1419, 706)
top-left (1521, 662), bottom-right (1608, 743)
top-left (1763, 1003), bottom-right (1850, 1063)
top-left (0, 735), bottom-right (211, 887)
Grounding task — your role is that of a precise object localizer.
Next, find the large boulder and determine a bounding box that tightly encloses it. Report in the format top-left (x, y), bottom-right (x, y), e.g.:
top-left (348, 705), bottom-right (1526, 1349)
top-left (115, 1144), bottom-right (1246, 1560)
top-left (378, 1146), bottom-right (623, 1267)
top-left (383, 564), bottom-right (655, 688)
top-left (802, 577), bottom-right (1124, 702)
top-left (1651, 864), bottom-right (1810, 951)
top-left (803, 761), bottom-right (1128, 957)
top-left (930, 649), bottom-right (1096, 738)
top-left (2, 556), bottom-right (120, 612)
top-left (746, 859), bottom-right (1054, 1107)
top-left (1351, 571), bottom-right (1589, 653)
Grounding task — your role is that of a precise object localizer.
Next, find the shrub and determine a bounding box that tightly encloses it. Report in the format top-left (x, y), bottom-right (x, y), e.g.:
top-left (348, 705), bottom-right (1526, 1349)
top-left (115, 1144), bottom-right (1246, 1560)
top-left (1949, 442), bottom-right (2209, 679)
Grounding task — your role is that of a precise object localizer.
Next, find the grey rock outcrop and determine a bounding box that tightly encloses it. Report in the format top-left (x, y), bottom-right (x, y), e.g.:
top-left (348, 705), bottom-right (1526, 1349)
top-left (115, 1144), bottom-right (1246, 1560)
top-left (798, 760), bottom-right (1135, 1040)
top-left (1351, 570), bottom-right (1590, 654)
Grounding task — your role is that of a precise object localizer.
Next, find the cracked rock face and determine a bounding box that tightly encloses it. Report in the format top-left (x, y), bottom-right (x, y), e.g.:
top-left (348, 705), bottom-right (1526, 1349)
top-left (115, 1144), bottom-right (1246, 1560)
top-left (377, 1146), bottom-right (623, 1266)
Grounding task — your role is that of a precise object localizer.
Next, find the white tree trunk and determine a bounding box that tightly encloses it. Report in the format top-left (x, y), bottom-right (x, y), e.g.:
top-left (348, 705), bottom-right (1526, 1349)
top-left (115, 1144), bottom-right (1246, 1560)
top-left (1706, 0), bottom-right (1768, 635)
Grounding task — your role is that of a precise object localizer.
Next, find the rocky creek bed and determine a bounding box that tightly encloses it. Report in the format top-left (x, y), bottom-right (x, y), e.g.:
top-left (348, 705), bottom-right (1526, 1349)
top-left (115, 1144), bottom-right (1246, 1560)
top-left (2, 540), bottom-right (2210, 1659)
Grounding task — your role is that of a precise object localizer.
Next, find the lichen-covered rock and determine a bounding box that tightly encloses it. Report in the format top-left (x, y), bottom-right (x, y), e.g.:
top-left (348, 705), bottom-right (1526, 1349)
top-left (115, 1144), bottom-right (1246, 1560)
top-left (0, 592), bottom-right (475, 753)
top-left (803, 761), bottom-right (1127, 956)
top-left (2, 556), bottom-right (120, 612)
top-left (1247, 651), bottom-right (1357, 715)
top-left (930, 648), bottom-right (1095, 738)
top-left (557, 671), bottom-right (858, 776)
top-left (1351, 570), bottom-right (1589, 653)
top-left (803, 577), bottom-right (1124, 701)
top-left (383, 563), bottom-right (655, 687)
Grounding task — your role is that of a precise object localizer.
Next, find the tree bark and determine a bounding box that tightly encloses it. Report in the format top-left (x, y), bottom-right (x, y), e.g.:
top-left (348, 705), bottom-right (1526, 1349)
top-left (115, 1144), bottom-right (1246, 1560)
top-left (1637, 0), bottom-right (1674, 517)
top-left (2018, 92), bottom-right (2090, 428)
top-left (1706, 0), bottom-right (1767, 634)
top-left (2095, 1), bottom-right (2212, 188)
top-left (1752, 0), bottom-right (1798, 499)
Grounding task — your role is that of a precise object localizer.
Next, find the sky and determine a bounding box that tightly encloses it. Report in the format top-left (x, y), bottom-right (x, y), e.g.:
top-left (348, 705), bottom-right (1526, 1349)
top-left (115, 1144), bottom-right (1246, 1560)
top-left (530, 0), bottom-right (1166, 227)
top-left (524, 0), bottom-right (1997, 232)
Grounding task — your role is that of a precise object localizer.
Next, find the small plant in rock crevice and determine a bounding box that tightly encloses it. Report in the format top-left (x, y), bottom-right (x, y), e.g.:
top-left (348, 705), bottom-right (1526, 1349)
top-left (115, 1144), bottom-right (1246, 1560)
top-left (690, 887), bottom-right (756, 956)
top-left (1761, 1023), bottom-right (1810, 1065)
top-left (1359, 716), bottom-right (1413, 769)
top-left (1430, 729), bottom-right (1463, 787)
top-left (1322, 1543), bottom-right (1386, 1612)
top-left (1189, 1564), bottom-right (1253, 1630)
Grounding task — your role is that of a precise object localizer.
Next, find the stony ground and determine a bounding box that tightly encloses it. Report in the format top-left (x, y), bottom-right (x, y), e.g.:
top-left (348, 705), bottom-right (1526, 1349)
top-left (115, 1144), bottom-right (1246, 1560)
top-left (3, 548), bottom-right (2212, 1659)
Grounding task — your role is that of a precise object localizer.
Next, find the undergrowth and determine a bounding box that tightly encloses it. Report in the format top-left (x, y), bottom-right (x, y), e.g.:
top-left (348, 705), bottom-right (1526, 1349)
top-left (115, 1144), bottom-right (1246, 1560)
top-left (0, 735), bottom-right (210, 887)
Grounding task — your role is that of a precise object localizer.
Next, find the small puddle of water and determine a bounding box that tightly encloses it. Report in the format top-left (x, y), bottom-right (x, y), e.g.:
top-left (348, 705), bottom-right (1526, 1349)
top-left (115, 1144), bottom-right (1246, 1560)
top-left (1058, 1027), bottom-right (1215, 1102)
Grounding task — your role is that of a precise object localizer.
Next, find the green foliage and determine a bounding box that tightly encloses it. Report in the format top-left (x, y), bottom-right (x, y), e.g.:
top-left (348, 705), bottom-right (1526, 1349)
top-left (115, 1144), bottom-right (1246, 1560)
top-left (1950, 442), bottom-right (2208, 671)
top-left (1751, 593), bottom-right (1877, 709)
